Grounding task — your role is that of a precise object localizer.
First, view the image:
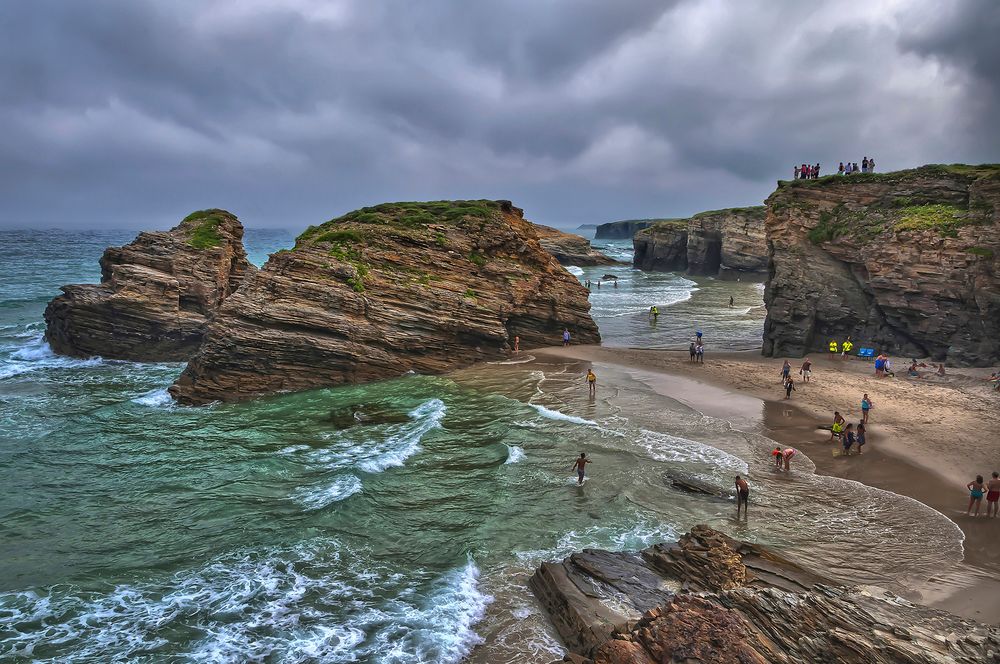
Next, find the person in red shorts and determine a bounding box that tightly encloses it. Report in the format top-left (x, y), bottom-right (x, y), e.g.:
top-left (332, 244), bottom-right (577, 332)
top-left (988, 472), bottom-right (1000, 518)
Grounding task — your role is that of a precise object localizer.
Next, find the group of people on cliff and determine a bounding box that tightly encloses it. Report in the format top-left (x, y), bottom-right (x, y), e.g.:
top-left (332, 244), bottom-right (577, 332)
top-left (793, 157), bottom-right (876, 180)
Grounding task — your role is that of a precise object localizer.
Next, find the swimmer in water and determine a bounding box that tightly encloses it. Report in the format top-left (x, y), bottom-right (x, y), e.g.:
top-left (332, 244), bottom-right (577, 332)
top-left (586, 369), bottom-right (597, 396)
top-left (572, 452), bottom-right (591, 485)
top-left (735, 475), bottom-right (749, 517)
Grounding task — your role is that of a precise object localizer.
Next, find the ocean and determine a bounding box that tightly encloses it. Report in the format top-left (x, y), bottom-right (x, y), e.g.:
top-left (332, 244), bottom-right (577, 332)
top-left (0, 229), bottom-right (963, 662)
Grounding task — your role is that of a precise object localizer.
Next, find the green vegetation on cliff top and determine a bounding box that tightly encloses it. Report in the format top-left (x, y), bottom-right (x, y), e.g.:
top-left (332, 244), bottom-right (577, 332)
top-left (182, 209), bottom-right (230, 249)
top-left (806, 201), bottom-right (991, 244)
top-left (639, 206), bottom-right (766, 235)
top-left (295, 200), bottom-right (502, 246)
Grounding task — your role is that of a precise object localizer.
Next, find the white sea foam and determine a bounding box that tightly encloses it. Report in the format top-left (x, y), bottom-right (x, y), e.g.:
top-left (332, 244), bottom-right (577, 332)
top-left (0, 540), bottom-right (492, 664)
top-left (279, 444), bottom-right (312, 455)
top-left (1, 334), bottom-right (104, 380)
top-left (515, 520), bottom-right (679, 565)
top-left (529, 403), bottom-right (597, 426)
top-left (131, 388), bottom-right (174, 408)
top-left (292, 475), bottom-right (363, 510)
top-left (636, 429), bottom-right (748, 473)
top-left (565, 265), bottom-right (584, 276)
top-left (504, 445), bottom-right (525, 464)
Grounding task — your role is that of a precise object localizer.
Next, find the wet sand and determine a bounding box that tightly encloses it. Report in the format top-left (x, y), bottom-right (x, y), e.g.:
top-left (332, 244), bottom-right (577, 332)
top-left (535, 345), bottom-right (1000, 624)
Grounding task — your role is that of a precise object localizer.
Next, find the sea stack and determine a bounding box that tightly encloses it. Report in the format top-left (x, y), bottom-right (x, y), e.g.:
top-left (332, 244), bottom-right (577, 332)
top-left (533, 224), bottom-right (619, 266)
top-left (170, 200), bottom-right (599, 405)
top-left (763, 165), bottom-right (1000, 364)
top-left (632, 207), bottom-right (767, 275)
top-left (43, 209), bottom-right (255, 362)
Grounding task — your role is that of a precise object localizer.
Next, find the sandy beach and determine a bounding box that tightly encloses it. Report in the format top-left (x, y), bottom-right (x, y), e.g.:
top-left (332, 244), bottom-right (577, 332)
top-left (537, 344), bottom-right (1000, 624)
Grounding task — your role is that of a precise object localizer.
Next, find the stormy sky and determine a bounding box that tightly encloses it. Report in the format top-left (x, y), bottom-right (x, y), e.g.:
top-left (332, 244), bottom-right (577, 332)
top-left (2, 0), bottom-right (998, 230)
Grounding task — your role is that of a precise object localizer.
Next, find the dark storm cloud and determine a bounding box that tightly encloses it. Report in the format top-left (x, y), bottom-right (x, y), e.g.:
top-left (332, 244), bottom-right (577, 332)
top-left (0, 0), bottom-right (996, 229)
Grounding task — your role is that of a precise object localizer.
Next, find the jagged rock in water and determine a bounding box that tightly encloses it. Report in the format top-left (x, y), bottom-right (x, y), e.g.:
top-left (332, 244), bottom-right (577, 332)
top-left (762, 165), bottom-right (1000, 365)
top-left (533, 224), bottom-right (619, 266)
top-left (534, 525), bottom-right (1000, 663)
top-left (632, 207), bottom-right (767, 275)
top-left (43, 210), bottom-right (254, 361)
top-left (170, 200), bottom-right (600, 404)
top-left (595, 219), bottom-right (672, 240)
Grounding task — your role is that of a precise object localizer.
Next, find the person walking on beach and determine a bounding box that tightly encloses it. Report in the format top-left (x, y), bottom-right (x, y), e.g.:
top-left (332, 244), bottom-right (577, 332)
top-left (586, 369), bottom-right (597, 396)
top-left (856, 421), bottom-right (866, 454)
top-left (841, 337), bottom-right (854, 359)
top-left (861, 394), bottom-right (872, 424)
top-left (689, 341), bottom-right (697, 362)
top-left (830, 411), bottom-right (845, 442)
top-left (562, 328), bottom-right (571, 347)
top-left (780, 360), bottom-right (791, 383)
top-left (968, 475), bottom-right (986, 516)
top-left (735, 475), bottom-right (750, 517)
top-left (800, 358), bottom-right (812, 383)
top-left (729, 296), bottom-right (734, 308)
top-left (841, 423), bottom-right (855, 455)
top-left (695, 341), bottom-right (704, 363)
top-left (783, 376), bottom-right (795, 399)
top-left (829, 339), bottom-right (839, 358)
top-left (987, 472), bottom-right (1000, 518)
top-left (572, 452), bottom-right (591, 485)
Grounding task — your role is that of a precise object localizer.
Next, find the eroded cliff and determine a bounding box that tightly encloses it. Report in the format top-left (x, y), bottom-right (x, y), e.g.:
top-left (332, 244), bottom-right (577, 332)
top-left (595, 219), bottom-right (668, 240)
top-left (763, 165), bottom-right (1000, 364)
top-left (533, 224), bottom-right (618, 266)
top-left (44, 210), bottom-right (254, 361)
top-left (170, 200), bottom-right (599, 404)
top-left (533, 525), bottom-right (999, 664)
top-left (632, 207), bottom-right (767, 275)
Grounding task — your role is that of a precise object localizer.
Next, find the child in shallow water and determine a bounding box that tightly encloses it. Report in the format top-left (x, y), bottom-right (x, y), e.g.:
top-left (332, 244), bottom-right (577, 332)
top-left (842, 423), bottom-right (855, 455)
top-left (856, 422), bottom-right (866, 454)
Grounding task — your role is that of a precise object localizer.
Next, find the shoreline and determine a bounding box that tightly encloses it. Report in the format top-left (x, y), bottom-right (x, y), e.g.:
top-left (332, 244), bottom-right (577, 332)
top-left (533, 344), bottom-right (1000, 624)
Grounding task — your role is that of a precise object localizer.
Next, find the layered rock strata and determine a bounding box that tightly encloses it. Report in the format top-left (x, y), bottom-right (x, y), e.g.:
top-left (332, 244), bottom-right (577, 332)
top-left (594, 219), bottom-right (669, 240)
top-left (44, 210), bottom-right (254, 361)
top-left (762, 165), bottom-right (1000, 364)
top-left (170, 200), bottom-right (600, 404)
top-left (532, 525), bottom-right (1000, 663)
top-left (533, 224), bottom-right (618, 266)
top-left (632, 207), bottom-right (767, 275)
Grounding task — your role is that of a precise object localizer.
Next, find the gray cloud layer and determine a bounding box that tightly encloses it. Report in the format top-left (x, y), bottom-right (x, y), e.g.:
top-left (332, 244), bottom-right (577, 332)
top-left (1, 0), bottom-right (998, 229)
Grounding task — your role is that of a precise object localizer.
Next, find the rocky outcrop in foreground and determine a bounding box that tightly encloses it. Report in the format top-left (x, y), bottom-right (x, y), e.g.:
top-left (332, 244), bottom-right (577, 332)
top-left (44, 210), bottom-right (254, 361)
top-left (532, 525), bottom-right (999, 663)
top-left (763, 165), bottom-right (1000, 364)
top-left (170, 200), bottom-right (599, 404)
top-left (595, 219), bottom-right (670, 240)
top-left (533, 224), bottom-right (618, 266)
top-left (632, 207), bottom-right (767, 275)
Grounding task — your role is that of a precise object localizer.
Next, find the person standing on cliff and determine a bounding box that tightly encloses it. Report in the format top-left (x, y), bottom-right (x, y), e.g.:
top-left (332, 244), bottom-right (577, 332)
top-left (868, 157), bottom-right (875, 173)
top-left (735, 475), bottom-right (750, 517)
top-left (562, 328), bottom-right (571, 347)
top-left (838, 162), bottom-right (845, 175)
top-left (862, 157), bottom-right (869, 173)
top-left (814, 163), bottom-right (821, 178)
top-left (572, 452), bottom-right (591, 485)
top-left (794, 165), bottom-right (800, 180)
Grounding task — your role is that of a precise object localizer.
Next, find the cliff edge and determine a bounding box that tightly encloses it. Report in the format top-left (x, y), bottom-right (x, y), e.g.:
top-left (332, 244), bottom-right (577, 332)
top-left (170, 200), bottom-right (599, 404)
top-left (633, 206), bottom-right (767, 275)
top-left (763, 165), bottom-right (1000, 364)
top-left (43, 210), bottom-right (254, 361)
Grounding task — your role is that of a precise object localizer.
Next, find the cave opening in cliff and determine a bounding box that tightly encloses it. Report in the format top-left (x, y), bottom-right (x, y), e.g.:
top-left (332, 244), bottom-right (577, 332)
top-left (700, 235), bottom-right (723, 275)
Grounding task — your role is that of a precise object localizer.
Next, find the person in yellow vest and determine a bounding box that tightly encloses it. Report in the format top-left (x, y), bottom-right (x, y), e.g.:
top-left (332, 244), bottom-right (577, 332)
top-left (841, 337), bottom-right (854, 358)
top-left (829, 339), bottom-right (839, 358)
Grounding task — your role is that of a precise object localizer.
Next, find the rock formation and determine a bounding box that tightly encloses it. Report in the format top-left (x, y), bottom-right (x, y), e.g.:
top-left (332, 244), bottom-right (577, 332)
top-left (595, 219), bottom-right (672, 240)
top-left (532, 525), bottom-right (1000, 663)
top-left (44, 210), bottom-right (255, 361)
top-left (632, 207), bottom-right (767, 275)
top-left (533, 224), bottom-right (618, 266)
top-left (170, 200), bottom-right (600, 404)
top-left (763, 165), bottom-right (1000, 364)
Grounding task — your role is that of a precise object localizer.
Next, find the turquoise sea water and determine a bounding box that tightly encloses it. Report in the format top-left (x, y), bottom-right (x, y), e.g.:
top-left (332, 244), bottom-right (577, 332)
top-left (0, 230), bottom-right (965, 662)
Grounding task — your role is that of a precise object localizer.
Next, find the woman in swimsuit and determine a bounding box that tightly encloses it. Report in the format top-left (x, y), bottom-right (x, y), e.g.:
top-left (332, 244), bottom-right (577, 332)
top-left (968, 475), bottom-right (986, 516)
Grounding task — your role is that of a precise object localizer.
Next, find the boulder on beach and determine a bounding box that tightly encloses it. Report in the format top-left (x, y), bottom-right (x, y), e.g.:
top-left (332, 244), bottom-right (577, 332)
top-left (170, 200), bottom-right (600, 405)
top-left (533, 525), bottom-right (1000, 663)
top-left (43, 209), bottom-right (255, 361)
